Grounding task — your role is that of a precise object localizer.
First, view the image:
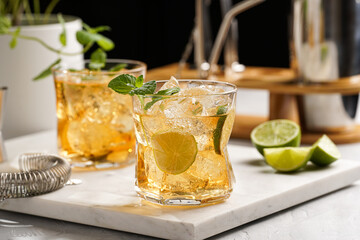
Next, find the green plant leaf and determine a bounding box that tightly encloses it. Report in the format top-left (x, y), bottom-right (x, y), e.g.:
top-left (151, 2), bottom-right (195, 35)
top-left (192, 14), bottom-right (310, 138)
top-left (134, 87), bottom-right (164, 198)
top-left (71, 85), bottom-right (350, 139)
top-left (76, 30), bottom-right (100, 45)
top-left (9, 27), bottom-right (21, 49)
top-left (144, 87), bottom-right (180, 110)
top-left (108, 74), bottom-right (138, 95)
top-left (33, 58), bottom-right (62, 81)
top-left (82, 23), bottom-right (110, 33)
top-left (76, 30), bottom-right (114, 51)
top-left (0, 16), bottom-right (11, 34)
top-left (82, 23), bottom-right (92, 32)
top-left (89, 48), bottom-right (106, 70)
top-left (58, 14), bottom-right (67, 47)
top-left (92, 25), bottom-right (111, 33)
top-left (135, 75), bottom-right (144, 88)
top-left (109, 63), bottom-right (127, 72)
top-left (130, 80), bottom-right (156, 96)
top-left (96, 34), bottom-right (114, 51)
top-left (44, 0), bottom-right (61, 21)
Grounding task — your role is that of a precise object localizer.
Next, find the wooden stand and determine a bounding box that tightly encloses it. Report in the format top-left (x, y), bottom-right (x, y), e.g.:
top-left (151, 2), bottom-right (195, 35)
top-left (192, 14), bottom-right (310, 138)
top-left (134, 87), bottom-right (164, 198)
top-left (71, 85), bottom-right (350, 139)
top-left (147, 63), bottom-right (360, 144)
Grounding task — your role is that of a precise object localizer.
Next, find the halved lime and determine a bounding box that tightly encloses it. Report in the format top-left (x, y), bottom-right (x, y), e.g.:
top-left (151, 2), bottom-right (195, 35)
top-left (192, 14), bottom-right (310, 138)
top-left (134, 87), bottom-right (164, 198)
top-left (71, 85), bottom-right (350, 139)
top-left (264, 147), bottom-right (312, 172)
top-left (151, 131), bottom-right (198, 175)
top-left (250, 119), bottom-right (301, 155)
top-left (309, 135), bottom-right (341, 167)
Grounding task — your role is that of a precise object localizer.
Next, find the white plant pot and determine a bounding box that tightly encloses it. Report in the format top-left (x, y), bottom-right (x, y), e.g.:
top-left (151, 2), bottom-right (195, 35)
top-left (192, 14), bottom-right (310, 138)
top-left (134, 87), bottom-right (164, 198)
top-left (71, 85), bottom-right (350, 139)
top-left (0, 16), bottom-right (83, 139)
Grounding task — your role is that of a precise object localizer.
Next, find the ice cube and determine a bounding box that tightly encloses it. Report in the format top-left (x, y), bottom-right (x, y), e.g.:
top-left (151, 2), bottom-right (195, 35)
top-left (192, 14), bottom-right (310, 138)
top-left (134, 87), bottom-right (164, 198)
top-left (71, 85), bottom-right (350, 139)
top-left (145, 76), bottom-right (180, 115)
top-left (180, 86), bottom-right (231, 116)
top-left (186, 150), bottom-right (229, 184)
top-left (66, 120), bottom-right (122, 157)
top-left (158, 76), bottom-right (180, 91)
top-left (179, 87), bottom-right (213, 96)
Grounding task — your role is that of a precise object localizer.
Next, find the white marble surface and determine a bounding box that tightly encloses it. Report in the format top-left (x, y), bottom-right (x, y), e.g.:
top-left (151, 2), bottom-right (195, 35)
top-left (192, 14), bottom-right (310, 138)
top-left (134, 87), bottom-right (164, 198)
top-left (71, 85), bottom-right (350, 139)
top-left (1, 131), bottom-right (360, 240)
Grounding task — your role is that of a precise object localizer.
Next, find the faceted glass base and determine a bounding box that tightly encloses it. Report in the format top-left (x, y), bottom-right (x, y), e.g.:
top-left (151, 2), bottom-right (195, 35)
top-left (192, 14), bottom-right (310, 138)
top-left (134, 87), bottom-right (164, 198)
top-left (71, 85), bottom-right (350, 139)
top-left (135, 186), bottom-right (232, 206)
top-left (67, 154), bottom-right (135, 171)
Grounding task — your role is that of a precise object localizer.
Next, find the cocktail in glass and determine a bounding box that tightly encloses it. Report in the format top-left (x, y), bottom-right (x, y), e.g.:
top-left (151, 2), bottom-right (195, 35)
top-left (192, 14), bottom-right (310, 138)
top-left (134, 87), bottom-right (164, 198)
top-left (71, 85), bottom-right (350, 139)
top-left (132, 78), bottom-right (236, 205)
top-left (53, 59), bottom-right (146, 169)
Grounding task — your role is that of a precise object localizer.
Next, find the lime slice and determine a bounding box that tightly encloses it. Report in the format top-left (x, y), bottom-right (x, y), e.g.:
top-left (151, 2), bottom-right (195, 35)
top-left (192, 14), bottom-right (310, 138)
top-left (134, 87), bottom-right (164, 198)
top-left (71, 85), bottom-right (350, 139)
top-left (213, 106), bottom-right (228, 155)
top-left (264, 147), bottom-right (312, 172)
top-left (251, 119), bottom-right (301, 155)
top-left (309, 135), bottom-right (341, 166)
top-left (151, 131), bottom-right (198, 175)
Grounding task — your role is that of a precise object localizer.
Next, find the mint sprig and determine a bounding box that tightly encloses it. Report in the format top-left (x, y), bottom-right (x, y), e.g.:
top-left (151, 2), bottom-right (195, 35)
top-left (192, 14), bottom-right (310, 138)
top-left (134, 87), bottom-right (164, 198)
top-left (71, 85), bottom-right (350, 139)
top-left (108, 74), bottom-right (180, 110)
top-left (144, 87), bottom-right (180, 110)
top-left (108, 74), bottom-right (155, 96)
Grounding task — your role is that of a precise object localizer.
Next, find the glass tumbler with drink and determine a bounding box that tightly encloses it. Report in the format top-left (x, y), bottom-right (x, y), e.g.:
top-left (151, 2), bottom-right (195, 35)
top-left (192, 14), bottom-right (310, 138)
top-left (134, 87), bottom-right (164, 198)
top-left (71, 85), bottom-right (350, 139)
top-left (109, 75), bottom-right (236, 206)
top-left (53, 59), bottom-right (146, 170)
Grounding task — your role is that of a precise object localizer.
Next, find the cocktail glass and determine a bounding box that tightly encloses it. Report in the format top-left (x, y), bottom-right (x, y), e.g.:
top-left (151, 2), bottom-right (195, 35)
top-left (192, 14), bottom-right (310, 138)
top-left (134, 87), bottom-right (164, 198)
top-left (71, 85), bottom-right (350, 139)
top-left (53, 59), bottom-right (146, 170)
top-left (133, 79), bottom-right (236, 205)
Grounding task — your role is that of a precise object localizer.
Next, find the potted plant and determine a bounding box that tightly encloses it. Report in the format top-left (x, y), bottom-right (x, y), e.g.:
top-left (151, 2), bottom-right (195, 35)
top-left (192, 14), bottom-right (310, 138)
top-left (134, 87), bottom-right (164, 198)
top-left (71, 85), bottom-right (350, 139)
top-left (0, 0), bottom-right (114, 139)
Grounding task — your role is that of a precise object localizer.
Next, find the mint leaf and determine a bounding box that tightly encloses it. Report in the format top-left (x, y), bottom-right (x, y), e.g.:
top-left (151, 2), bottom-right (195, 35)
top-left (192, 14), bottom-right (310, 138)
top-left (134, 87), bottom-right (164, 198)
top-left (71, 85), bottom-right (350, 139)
top-left (144, 96), bottom-right (162, 110)
top-left (144, 87), bottom-right (180, 110)
top-left (130, 81), bottom-right (156, 95)
top-left (108, 74), bottom-right (138, 95)
top-left (156, 87), bottom-right (181, 96)
top-left (116, 74), bottom-right (137, 86)
top-left (135, 75), bottom-right (144, 88)
top-left (108, 74), bottom-right (155, 97)
top-left (216, 105), bottom-right (228, 115)
top-left (58, 14), bottom-right (67, 47)
top-left (109, 63), bottom-right (127, 72)
top-left (89, 48), bottom-right (106, 69)
top-left (9, 27), bottom-right (21, 49)
top-left (33, 58), bottom-right (61, 81)
top-left (192, 105), bottom-right (203, 115)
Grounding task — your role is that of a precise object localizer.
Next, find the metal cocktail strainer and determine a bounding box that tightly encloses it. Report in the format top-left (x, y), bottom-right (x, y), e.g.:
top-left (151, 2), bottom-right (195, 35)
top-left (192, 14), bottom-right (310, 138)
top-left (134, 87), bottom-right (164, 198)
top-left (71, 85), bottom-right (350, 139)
top-left (0, 153), bottom-right (72, 201)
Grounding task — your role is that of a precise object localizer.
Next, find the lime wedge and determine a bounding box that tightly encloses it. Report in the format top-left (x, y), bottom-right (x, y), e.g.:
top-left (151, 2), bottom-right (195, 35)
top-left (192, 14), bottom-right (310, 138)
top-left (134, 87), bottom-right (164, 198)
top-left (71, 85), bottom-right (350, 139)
top-left (251, 119), bottom-right (301, 155)
top-left (151, 131), bottom-right (198, 175)
top-left (309, 135), bottom-right (341, 166)
top-left (264, 147), bottom-right (312, 172)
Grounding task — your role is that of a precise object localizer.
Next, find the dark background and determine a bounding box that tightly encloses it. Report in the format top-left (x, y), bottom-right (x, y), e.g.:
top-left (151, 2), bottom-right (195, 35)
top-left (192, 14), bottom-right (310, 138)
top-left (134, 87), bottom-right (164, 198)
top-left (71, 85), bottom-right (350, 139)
top-left (46, 0), bottom-right (291, 70)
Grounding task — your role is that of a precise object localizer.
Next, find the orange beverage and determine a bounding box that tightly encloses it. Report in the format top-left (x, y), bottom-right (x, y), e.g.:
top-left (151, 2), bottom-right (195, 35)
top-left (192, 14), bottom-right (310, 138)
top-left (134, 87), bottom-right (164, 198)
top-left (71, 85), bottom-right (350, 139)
top-left (132, 78), bottom-right (236, 205)
top-left (53, 59), bottom-right (146, 169)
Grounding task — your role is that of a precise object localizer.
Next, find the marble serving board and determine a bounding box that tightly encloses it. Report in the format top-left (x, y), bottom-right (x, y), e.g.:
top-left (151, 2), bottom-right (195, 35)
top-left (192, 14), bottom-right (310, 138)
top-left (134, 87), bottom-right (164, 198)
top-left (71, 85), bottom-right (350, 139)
top-left (1, 131), bottom-right (360, 240)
